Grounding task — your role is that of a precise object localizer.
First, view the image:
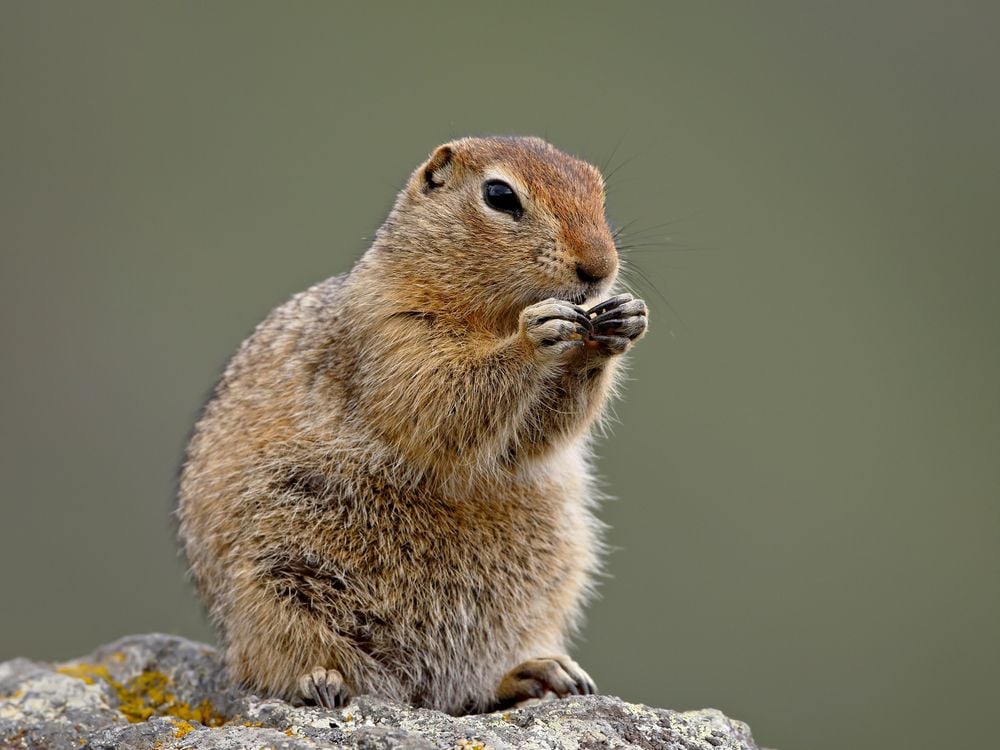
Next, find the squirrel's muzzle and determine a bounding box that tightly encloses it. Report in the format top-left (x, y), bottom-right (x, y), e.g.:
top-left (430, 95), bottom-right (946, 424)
top-left (573, 236), bottom-right (618, 284)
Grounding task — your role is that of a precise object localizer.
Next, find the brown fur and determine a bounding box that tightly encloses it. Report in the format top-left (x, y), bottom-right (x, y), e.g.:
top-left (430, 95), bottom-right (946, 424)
top-left (177, 136), bottom-right (648, 714)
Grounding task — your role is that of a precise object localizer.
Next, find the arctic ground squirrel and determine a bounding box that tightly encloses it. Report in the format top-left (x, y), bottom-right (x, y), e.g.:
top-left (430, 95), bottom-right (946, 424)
top-left (177, 136), bottom-right (649, 714)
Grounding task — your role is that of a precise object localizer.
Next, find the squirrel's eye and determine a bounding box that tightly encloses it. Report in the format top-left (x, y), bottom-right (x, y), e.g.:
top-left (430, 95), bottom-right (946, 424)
top-left (483, 180), bottom-right (523, 219)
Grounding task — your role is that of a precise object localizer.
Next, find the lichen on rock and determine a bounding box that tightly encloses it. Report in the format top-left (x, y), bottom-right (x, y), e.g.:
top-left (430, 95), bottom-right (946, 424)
top-left (0, 634), bottom-right (764, 749)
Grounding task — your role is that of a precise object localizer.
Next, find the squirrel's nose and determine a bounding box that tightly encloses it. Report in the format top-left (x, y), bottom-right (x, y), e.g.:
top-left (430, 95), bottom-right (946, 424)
top-left (576, 263), bottom-right (605, 284)
top-left (574, 239), bottom-right (617, 283)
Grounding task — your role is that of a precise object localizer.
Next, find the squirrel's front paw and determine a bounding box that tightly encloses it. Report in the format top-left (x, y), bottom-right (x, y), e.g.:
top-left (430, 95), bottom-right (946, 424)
top-left (519, 298), bottom-right (593, 362)
top-left (298, 666), bottom-right (352, 709)
top-left (584, 293), bottom-right (648, 356)
top-left (492, 655), bottom-right (597, 710)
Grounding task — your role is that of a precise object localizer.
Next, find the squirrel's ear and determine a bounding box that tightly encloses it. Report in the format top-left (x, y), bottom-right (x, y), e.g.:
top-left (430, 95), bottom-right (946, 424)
top-left (421, 145), bottom-right (455, 193)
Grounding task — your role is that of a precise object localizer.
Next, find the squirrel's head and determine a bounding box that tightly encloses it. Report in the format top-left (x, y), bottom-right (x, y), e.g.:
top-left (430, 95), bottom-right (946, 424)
top-left (372, 136), bottom-right (618, 328)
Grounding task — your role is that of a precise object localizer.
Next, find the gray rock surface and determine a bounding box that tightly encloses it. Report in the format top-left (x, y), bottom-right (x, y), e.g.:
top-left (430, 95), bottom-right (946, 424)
top-left (0, 634), bottom-right (763, 749)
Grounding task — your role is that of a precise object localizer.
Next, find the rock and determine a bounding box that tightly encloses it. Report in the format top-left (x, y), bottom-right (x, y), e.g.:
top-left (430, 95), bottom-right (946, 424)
top-left (0, 634), bottom-right (764, 749)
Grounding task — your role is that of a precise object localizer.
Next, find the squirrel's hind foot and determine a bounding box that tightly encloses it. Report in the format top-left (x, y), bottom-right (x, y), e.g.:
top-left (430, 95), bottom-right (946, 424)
top-left (298, 666), bottom-right (352, 709)
top-left (491, 655), bottom-right (597, 711)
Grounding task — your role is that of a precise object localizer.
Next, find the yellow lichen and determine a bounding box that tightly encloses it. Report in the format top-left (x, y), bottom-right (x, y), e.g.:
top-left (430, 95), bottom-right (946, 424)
top-left (172, 719), bottom-right (196, 739)
top-left (56, 663), bottom-right (108, 686)
top-left (56, 662), bottom-right (226, 726)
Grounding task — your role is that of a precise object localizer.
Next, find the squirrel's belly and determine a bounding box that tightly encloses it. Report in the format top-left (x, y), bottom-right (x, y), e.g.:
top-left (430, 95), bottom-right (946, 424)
top-left (199, 444), bottom-right (597, 711)
top-left (327, 480), bottom-right (591, 712)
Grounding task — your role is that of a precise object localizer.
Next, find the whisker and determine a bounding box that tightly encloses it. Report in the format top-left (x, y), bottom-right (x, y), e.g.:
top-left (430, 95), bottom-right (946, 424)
top-left (612, 220), bottom-right (680, 238)
top-left (611, 210), bottom-right (702, 243)
top-left (599, 136), bottom-right (626, 176)
top-left (602, 152), bottom-right (641, 190)
top-left (618, 260), bottom-right (686, 331)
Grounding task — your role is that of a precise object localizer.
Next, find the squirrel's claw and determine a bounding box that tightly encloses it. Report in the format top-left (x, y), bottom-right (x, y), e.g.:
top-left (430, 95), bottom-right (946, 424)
top-left (298, 667), bottom-right (352, 709)
top-left (586, 293), bottom-right (635, 317)
top-left (491, 655), bottom-right (597, 711)
top-left (582, 295), bottom-right (648, 356)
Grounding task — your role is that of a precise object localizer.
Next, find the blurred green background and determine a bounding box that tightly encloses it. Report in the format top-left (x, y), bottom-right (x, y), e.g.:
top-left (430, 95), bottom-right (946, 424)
top-left (2, 2), bottom-right (998, 748)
